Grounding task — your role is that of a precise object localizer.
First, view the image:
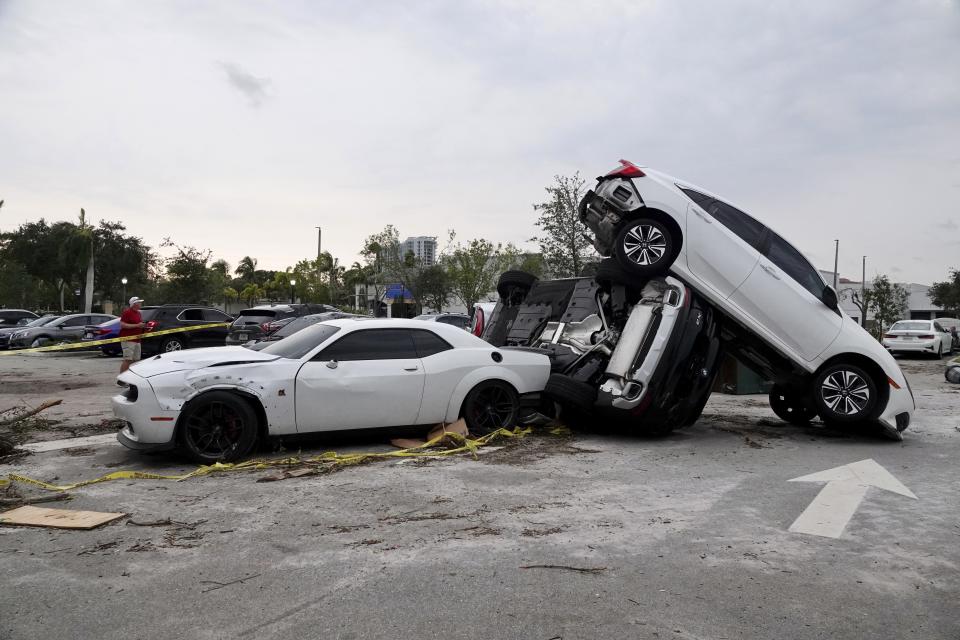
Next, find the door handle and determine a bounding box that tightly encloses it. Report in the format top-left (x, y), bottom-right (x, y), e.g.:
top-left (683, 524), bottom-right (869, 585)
top-left (403, 366), bottom-right (419, 372)
top-left (760, 264), bottom-right (780, 279)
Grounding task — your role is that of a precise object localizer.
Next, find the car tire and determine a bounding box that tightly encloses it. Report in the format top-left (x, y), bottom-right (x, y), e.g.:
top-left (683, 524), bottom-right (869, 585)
top-left (812, 363), bottom-right (878, 425)
top-left (769, 384), bottom-right (816, 425)
top-left (935, 344), bottom-right (942, 359)
top-left (496, 271), bottom-right (537, 304)
top-left (613, 218), bottom-right (675, 277)
top-left (161, 336), bottom-right (186, 352)
top-left (461, 380), bottom-right (520, 436)
top-left (946, 365), bottom-right (960, 384)
top-left (30, 337), bottom-right (46, 349)
top-left (542, 373), bottom-right (597, 413)
top-left (178, 391), bottom-right (259, 464)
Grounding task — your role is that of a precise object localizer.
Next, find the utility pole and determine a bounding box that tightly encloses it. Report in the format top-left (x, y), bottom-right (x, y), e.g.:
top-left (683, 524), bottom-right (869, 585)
top-left (833, 239), bottom-right (839, 291)
top-left (861, 256), bottom-right (867, 328)
top-left (315, 226), bottom-right (322, 302)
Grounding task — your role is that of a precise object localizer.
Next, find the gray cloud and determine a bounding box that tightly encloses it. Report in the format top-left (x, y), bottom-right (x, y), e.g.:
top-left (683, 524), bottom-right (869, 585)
top-left (936, 219), bottom-right (958, 230)
top-left (219, 62), bottom-right (269, 107)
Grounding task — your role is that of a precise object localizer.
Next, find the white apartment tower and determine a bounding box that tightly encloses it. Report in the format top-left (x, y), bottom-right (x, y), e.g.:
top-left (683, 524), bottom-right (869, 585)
top-left (402, 236), bottom-right (437, 266)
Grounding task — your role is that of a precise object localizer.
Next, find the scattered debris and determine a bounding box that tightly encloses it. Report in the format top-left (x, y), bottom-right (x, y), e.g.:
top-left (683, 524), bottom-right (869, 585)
top-left (519, 564), bottom-right (607, 574)
top-left (390, 418), bottom-right (470, 450)
top-left (0, 492), bottom-right (71, 508)
top-left (327, 524), bottom-right (370, 534)
top-left (0, 505), bottom-right (125, 530)
top-left (458, 525), bottom-right (502, 537)
top-left (346, 538), bottom-right (383, 548)
top-left (78, 540), bottom-right (121, 555)
top-left (199, 573), bottom-right (261, 593)
top-left (62, 447), bottom-right (96, 456)
top-left (521, 526), bottom-right (566, 537)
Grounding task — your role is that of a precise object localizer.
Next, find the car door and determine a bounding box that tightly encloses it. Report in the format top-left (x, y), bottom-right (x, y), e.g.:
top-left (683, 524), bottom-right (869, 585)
top-left (729, 231), bottom-right (843, 362)
top-left (59, 315), bottom-right (90, 341)
top-left (933, 322), bottom-right (950, 353)
top-left (294, 328), bottom-right (425, 432)
top-left (202, 309), bottom-right (232, 344)
top-left (681, 188), bottom-right (765, 298)
top-left (175, 308), bottom-right (211, 346)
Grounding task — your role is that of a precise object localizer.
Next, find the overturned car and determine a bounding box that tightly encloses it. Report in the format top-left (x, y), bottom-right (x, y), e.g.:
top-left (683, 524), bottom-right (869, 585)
top-left (482, 265), bottom-right (721, 434)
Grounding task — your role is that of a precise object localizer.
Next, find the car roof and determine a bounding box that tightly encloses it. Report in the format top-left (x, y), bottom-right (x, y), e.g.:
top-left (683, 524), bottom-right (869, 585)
top-left (320, 317), bottom-right (482, 347)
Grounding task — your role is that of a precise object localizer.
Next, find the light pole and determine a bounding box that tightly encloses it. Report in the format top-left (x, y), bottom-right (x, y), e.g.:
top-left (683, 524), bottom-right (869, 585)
top-left (315, 226), bottom-right (322, 301)
top-left (289, 278), bottom-right (296, 304)
top-left (121, 277), bottom-right (128, 303)
top-left (861, 256), bottom-right (867, 328)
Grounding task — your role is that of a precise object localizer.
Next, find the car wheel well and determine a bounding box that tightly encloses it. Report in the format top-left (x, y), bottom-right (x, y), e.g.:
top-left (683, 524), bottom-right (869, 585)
top-left (458, 378), bottom-right (520, 418)
top-left (622, 207), bottom-right (683, 261)
top-left (176, 388), bottom-right (268, 442)
top-left (815, 354), bottom-right (890, 419)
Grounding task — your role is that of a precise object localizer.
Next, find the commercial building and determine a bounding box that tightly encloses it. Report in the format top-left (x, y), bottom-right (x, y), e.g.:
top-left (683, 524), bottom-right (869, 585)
top-left (402, 236), bottom-right (437, 266)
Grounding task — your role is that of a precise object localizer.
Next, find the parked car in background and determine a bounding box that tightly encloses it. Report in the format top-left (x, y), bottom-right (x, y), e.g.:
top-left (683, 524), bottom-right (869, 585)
top-left (0, 314), bottom-right (59, 349)
top-left (469, 302), bottom-right (498, 338)
top-left (883, 320), bottom-right (954, 358)
top-left (934, 317), bottom-right (960, 350)
top-left (225, 304), bottom-right (339, 345)
top-left (81, 317), bottom-right (121, 356)
top-left (244, 312), bottom-right (358, 351)
top-left (8, 313), bottom-right (115, 349)
top-left (135, 305), bottom-right (234, 356)
top-left (578, 159), bottom-right (914, 438)
top-left (414, 312), bottom-right (471, 330)
top-left (113, 318), bottom-right (550, 462)
top-left (0, 309), bottom-right (38, 328)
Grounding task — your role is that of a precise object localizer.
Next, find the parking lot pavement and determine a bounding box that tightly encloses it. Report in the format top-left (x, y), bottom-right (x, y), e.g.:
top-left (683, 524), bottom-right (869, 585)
top-left (1, 356), bottom-right (958, 639)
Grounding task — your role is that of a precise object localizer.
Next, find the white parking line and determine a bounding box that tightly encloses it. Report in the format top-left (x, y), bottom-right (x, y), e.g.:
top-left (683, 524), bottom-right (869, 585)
top-left (21, 433), bottom-right (119, 453)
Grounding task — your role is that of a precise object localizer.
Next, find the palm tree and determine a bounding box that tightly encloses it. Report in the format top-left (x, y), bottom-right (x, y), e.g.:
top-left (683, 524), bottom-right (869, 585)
top-left (235, 256), bottom-right (258, 281)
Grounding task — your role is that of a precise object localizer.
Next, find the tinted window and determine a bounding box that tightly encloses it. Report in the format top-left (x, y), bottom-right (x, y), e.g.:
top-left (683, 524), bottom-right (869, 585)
top-left (891, 321), bottom-right (930, 331)
top-left (681, 188), bottom-right (765, 249)
top-left (275, 316), bottom-right (323, 337)
top-left (317, 329), bottom-right (418, 361)
top-left (766, 233), bottom-right (826, 300)
top-left (933, 323), bottom-right (945, 332)
top-left (179, 308), bottom-right (204, 321)
top-left (62, 316), bottom-right (89, 327)
top-left (234, 310), bottom-right (279, 326)
top-left (412, 329), bottom-right (453, 357)
top-left (139, 308), bottom-right (159, 322)
top-left (203, 309), bottom-right (232, 322)
top-left (260, 324), bottom-right (341, 359)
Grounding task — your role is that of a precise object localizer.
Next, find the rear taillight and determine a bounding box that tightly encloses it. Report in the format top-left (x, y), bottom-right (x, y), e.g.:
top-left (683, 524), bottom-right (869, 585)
top-left (604, 159), bottom-right (645, 179)
top-left (98, 328), bottom-right (112, 335)
top-left (472, 309), bottom-right (485, 337)
top-left (918, 334), bottom-right (935, 339)
top-left (261, 322), bottom-right (273, 333)
top-left (144, 320), bottom-right (158, 331)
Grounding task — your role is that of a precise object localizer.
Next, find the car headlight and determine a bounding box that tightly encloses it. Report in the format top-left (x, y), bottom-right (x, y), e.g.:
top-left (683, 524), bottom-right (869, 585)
top-left (12, 331), bottom-right (24, 339)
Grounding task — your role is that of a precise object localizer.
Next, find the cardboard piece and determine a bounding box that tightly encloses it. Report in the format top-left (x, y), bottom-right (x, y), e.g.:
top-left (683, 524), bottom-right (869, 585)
top-left (0, 505), bottom-right (126, 530)
top-left (390, 419), bottom-right (470, 450)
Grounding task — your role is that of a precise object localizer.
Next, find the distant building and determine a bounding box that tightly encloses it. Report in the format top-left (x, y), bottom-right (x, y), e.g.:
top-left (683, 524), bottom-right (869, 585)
top-left (820, 269), bottom-right (947, 325)
top-left (402, 236), bottom-right (437, 266)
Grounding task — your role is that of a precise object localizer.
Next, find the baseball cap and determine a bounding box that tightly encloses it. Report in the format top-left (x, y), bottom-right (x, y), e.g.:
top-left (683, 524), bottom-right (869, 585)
top-left (129, 296), bottom-right (145, 305)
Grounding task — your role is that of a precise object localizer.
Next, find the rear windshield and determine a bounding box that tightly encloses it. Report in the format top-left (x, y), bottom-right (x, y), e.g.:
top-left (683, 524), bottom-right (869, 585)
top-left (139, 308), bottom-right (159, 322)
top-left (234, 310), bottom-right (279, 325)
top-left (275, 316), bottom-right (323, 338)
top-left (890, 321), bottom-right (930, 331)
top-left (260, 323), bottom-right (341, 359)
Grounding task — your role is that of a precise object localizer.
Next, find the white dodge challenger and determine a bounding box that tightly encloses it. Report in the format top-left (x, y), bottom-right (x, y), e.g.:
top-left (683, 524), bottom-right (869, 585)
top-left (112, 318), bottom-right (551, 463)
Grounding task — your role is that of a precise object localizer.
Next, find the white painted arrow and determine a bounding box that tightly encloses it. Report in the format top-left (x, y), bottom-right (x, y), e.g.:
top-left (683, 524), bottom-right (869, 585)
top-left (788, 459), bottom-right (916, 539)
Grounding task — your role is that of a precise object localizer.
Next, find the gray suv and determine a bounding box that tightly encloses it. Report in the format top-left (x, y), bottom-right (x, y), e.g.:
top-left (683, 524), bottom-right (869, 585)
top-left (8, 313), bottom-right (115, 349)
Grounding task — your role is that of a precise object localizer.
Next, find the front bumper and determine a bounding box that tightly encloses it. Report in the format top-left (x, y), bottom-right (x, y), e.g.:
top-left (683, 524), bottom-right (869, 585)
top-left (874, 379), bottom-right (915, 441)
top-left (112, 370), bottom-right (180, 450)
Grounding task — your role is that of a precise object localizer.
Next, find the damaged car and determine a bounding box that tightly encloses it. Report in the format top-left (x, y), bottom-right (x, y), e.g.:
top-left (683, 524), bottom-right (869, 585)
top-left (481, 264), bottom-right (721, 434)
top-left (112, 318), bottom-right (550, 463)
top-left (578, 159), bottom-right (914, 438)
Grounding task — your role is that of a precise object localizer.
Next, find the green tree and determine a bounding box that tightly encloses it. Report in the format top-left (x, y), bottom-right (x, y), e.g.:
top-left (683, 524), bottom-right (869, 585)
top-left (868, 275), bottom-right (908, 337)
top-left (239, 283), bottom-right (262, 306)
top-left (445, 239), bottom-right (509, 313)
top-left (930, 269), bottom-right (960, 317)
top-left (532, 172), bottom-right (595, 277)
top-left (223, 286), bottom-right (239, 305)
top-left (161, 239), bottom-right (214, 304)
top-left (416, 265), bottom-right (452, 312)
top-left (234, 256), bottom-right (258, 281)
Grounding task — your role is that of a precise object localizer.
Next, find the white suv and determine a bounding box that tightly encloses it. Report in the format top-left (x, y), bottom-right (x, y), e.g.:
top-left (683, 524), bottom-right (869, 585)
top-left (579, 160), bottom-right (914, 438)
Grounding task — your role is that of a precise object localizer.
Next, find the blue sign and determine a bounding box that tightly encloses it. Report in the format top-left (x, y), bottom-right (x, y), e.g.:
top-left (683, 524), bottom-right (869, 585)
top-left (385, 284), bottom-right (414, 302)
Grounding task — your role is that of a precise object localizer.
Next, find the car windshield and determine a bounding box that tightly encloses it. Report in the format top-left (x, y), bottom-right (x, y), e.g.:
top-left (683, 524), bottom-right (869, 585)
top-left (274, 315), bottom-right (323, 338)
top-left (890, 321), bottom-right (930, 331)
top-left (27, 316), bottom-right (60, 327)
top-left (259, 323), bottom-right (341, 359)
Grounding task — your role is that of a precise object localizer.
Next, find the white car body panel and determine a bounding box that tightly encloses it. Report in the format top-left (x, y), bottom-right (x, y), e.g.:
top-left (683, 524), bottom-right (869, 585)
top-left (112, 319), bottom-right (550, 450)
top-left (587, 163), bottom-right (914, 433)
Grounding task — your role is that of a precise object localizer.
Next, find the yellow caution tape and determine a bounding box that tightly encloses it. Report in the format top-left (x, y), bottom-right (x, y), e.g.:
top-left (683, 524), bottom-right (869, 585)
top-left (0, 323), bottom-right (231, 355)
top-left (3, 427), bottom-right (532, 492)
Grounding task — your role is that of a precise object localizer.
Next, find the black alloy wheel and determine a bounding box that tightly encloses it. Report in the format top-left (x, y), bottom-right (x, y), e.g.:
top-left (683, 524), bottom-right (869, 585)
top-left (462, 381), bottom-right (520, 435)
top-left (613, 219), bottom-right (674, 277)
top-left (769, 384), bottom-right (816, 425)
top-left (179, 391), bottom-right (258, 463)
top-left (812, 363), bottom-right (878, 424)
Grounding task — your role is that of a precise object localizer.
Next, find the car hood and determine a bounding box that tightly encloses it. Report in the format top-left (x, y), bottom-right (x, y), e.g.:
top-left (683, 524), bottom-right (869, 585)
top-left (130, 346), bottom-right (282, 378)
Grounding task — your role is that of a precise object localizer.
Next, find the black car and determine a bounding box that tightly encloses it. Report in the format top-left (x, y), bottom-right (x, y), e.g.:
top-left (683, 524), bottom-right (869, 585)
top-left (0, 314), bottom-right (60, 349)
top-left (226, 304), bottom-right (339, 345)
top-left (0, 309), bottom-right (38, 328)
top-left (243, 312), bottom-right (358, 351)
top-left (481, 264), bottom-right (721, 434)
top-left (135, 305), bottom-right (234, 355)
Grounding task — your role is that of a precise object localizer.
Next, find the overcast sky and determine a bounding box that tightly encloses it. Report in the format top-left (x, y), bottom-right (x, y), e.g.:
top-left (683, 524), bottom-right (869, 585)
top-left (1, 0), bottom-right (958, 284)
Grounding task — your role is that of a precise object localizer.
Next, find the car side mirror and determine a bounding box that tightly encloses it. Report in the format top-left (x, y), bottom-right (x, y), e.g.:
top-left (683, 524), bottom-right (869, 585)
top-left (821, 286), bottom-right (839, 311)
top-left (325, 360), bottom-right (338, 370)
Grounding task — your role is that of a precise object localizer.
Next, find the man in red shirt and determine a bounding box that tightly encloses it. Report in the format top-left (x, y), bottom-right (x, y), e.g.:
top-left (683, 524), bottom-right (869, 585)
top-left (119, 296), bottom-right (146, 373)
